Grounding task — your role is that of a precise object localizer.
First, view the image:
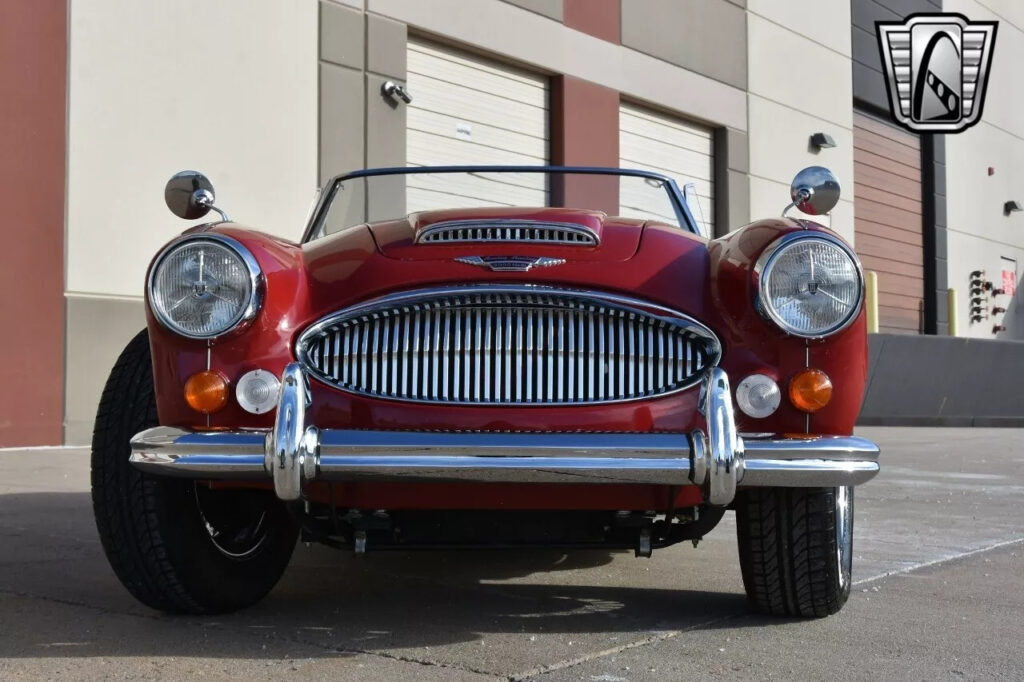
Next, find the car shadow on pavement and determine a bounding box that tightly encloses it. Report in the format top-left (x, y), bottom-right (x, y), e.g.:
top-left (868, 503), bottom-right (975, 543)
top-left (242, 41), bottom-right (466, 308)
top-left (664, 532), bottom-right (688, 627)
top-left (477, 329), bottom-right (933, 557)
top-left (0, 492), bottom-right (758, 660)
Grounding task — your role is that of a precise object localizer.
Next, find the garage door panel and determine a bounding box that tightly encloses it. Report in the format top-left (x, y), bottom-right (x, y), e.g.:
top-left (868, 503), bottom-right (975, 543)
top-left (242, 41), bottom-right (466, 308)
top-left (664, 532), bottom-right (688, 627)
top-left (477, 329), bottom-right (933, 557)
top-left (853, 110), bottom-right (923, 334)
top-left (852, 165), bottom-right (922, 201)
top-left (855, 113), bottom-right (921, 147)
top-left (409, 51), bottom-right (546, 104)
top-left (408, 170), bottom-right (548, 207)
top-left (875, 271), bottom-right (925, 299)
top-left (407, 187), bottom-right (516, 212)
top-left (407, 39), bottom-right (548, 213)
top-left (409, 75), bottom-right (547, 129)
top-left (856, 219), bottom-right (922, 248)
top-left (409, 75), bottom-right (548, 139)
top-left (853, 124), bottom-right (920, 158)
top-left (619, 103), bottom-right (714, 233)
top-left (853, 184), bottom-right (922, 215)
top-left (862, 257), bottom-right (926, 280)
top-left (408, 110), bottom-right (547, 162)
top-left (855, 201), bottom-right (924, 234)
top-left (408, 134), bottom-right (547, 169)
top-left (878, 306), bottom-right (921, 334)
top-left (855, 234), bottom-right (924, 266)
top-left (619, 133), bottom-right (714, 181)
top-left (410, 41), bottom-right (547, 90)
top-left (617, 155), bottom-right (714, 198)
top-left (854, 135), bottom-right (920, 170)
top-left (620, 111), bottom-right (713, 154)
top-left (853, 148), bottom-right (922, 183)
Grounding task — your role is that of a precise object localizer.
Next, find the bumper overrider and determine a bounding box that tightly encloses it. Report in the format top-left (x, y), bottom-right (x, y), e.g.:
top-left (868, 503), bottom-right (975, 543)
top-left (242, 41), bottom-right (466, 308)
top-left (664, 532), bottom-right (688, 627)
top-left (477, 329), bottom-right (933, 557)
top-left (129, 364), bottom-right (880, 506)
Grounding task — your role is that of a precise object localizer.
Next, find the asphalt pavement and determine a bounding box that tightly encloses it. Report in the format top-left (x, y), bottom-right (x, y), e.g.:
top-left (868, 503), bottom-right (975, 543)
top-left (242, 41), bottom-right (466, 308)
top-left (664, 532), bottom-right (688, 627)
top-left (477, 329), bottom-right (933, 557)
top-left (2, 427), bottom-right (1023, 681)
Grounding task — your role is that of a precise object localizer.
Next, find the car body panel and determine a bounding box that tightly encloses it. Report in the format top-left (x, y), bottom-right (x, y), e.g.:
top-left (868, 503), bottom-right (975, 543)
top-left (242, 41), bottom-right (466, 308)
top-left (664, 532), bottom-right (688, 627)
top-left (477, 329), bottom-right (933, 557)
top-left (147, 211), bottom-right (866, 447)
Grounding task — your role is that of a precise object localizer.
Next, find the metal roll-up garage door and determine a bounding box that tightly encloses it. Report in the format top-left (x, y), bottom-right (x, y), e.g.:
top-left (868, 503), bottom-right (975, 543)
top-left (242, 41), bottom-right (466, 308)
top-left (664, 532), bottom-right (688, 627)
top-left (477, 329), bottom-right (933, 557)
top-left (406, 39), bottom-right (549, 211)
top-left (853, 110), bottom-right (924, 334)
top-left (619, 103), bottom-right (714, 234)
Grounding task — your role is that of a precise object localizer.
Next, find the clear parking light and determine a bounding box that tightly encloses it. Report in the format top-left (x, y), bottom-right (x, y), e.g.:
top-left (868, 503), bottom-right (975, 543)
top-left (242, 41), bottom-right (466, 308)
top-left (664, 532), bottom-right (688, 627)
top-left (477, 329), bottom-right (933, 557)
top-left (735, 374), bottom-right (781, 419)
top-left (148, 236), bottom-right (262, 339)
top-left (236, 369), bottom-right (281, 414)
top-left (757, 235), bottom-right (863, 338)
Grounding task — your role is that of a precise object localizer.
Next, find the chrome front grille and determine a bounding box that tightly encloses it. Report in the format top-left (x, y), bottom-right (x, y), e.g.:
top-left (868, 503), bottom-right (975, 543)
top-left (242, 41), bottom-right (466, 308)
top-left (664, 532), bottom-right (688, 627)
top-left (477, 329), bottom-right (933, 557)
top-left (416, 220), bottom-right (598, 246)
top-left (297, 287), bottom-right (720, 405)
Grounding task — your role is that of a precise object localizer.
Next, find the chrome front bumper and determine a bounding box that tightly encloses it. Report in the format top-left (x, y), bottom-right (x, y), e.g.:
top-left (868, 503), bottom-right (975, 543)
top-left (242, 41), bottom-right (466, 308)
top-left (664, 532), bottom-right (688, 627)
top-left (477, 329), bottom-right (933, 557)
top-left (130, 364), bottom-right (880, 506)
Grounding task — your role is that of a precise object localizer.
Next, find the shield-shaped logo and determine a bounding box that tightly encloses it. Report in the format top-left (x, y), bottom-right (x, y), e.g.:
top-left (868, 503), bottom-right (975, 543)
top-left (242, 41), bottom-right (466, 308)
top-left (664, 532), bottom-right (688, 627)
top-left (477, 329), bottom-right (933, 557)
top-left (876, 13), bottom-right (997, 133)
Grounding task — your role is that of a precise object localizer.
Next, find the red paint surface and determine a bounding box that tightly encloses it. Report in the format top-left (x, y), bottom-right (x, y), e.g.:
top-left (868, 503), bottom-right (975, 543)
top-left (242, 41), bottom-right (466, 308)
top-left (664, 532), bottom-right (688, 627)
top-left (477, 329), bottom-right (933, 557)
top-left (564, 0), bottom-right (621, 44)
top-left (147, 210), bottom-right (869, 509)
top-left (549, 77), bottom-right (620, 214)
top-left (0, 2), bottom-right (67, 446)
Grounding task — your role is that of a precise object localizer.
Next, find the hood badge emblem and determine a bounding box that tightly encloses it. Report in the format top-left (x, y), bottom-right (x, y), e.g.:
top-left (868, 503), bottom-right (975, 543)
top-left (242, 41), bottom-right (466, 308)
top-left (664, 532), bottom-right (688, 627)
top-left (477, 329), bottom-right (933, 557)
top-left (455, 255), bottom-right (566, 272)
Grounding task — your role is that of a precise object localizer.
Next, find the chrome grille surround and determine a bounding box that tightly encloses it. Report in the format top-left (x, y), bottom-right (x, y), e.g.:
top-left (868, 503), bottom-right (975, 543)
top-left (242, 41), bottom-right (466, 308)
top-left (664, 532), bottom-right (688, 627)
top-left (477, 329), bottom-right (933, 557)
top-left (415, 219), bottom-right (599, 246)
top-left (295, 285), bottom-right (721, 406)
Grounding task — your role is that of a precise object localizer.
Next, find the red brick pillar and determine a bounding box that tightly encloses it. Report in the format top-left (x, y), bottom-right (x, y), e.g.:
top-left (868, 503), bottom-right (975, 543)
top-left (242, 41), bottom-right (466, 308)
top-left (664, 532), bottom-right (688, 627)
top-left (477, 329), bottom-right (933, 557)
top-left (0, 1), bottom-right (68, 445)
top-left (549, 75), bottom-right (620, 215)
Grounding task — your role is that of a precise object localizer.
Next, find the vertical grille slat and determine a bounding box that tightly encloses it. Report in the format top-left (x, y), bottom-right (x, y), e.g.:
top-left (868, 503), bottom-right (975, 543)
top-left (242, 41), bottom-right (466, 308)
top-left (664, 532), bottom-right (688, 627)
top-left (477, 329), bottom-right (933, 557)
top-left (300, 290), bottom-right (717, 405)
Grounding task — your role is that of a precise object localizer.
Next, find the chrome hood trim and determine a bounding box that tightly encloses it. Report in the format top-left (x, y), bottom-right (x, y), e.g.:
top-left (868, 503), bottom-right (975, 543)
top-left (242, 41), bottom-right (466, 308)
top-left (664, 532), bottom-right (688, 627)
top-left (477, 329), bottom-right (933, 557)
top-left (415, 219), bottom-right (599, 246)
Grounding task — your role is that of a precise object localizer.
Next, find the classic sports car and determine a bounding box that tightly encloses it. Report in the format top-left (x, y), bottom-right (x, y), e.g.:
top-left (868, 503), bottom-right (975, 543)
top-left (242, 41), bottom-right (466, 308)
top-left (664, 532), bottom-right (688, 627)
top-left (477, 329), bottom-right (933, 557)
top-left (91, 165), bottom-right (879, 618)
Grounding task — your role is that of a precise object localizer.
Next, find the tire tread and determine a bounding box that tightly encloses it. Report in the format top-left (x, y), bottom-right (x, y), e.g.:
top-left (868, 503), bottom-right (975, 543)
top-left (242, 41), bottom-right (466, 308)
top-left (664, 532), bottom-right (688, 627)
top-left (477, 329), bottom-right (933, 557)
top-left (736, 487), bottom-right (850, 618)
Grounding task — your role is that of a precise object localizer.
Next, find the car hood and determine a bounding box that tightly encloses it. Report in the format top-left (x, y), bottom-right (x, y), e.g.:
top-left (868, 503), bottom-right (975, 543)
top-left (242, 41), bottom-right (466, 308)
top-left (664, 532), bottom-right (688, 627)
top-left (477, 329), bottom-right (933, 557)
top-left (369, 207), bottom-right (646, 263)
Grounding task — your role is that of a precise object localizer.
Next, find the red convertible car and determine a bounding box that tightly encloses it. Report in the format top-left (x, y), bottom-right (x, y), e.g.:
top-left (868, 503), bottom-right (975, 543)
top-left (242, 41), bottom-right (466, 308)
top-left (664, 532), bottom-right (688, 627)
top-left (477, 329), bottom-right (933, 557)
top-left (91, 165), bottom-right (879, 618)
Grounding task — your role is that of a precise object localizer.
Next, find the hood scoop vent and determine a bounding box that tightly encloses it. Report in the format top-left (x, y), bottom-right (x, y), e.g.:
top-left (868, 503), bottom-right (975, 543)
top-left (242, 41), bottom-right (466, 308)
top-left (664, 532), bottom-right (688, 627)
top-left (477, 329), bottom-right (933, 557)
top-left (415, 219), bottom-right (598, 246)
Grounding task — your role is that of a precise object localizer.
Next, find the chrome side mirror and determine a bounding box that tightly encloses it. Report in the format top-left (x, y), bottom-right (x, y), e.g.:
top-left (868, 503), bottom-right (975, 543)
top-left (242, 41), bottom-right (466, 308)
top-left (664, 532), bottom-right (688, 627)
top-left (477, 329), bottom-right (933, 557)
top-left (783, 166), bottom-right (840, 217)
top-left (164, 170), bottom-right (229, 221)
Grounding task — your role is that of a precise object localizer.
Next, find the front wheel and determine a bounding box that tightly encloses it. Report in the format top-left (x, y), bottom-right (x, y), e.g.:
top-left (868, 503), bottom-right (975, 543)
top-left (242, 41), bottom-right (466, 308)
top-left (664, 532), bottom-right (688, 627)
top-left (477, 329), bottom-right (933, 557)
top-left (91, 330), bottom-right (298, 614)
top-left (736, 486), bottom-right (853, 618)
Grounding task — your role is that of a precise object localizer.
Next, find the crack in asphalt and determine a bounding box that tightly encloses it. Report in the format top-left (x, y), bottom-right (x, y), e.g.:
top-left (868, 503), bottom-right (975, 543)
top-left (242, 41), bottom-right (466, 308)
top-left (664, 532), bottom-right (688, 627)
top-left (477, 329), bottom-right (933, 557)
top-left (852, 536), bottom-right (1024, 586)
top-left (505, 615), bottom-right (740, 681)
top-left (0, 588), bottom-right (161, 621)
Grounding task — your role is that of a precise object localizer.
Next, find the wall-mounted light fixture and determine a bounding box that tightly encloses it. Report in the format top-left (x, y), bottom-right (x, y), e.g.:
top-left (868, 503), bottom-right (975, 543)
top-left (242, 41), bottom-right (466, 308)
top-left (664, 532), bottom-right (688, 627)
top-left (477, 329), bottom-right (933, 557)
top-left (809, 132), bottom-right (836, 150)
top-left (1004, 200), bottom-right (1022, 216)
top-left (381, 80), bottom-right (413, 104)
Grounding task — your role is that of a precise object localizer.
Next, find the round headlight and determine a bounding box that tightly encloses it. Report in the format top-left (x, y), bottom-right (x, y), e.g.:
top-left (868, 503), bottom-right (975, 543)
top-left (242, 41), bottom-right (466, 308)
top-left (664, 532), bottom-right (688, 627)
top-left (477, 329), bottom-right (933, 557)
top-left (756, 235), bottom-right (863, 338)
top-left (148, 236), bottom-right (262, 339)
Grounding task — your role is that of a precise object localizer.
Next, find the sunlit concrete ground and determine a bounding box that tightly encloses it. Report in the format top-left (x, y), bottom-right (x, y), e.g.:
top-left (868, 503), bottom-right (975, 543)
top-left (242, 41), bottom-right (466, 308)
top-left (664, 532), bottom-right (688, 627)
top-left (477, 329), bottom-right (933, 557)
top-left (2, 427), bottom-right (1022, 680)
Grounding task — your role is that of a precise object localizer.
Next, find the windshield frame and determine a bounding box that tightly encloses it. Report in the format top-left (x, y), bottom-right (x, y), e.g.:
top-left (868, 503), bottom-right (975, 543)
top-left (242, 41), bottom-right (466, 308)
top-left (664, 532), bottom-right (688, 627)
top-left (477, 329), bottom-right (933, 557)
top-left (301, 165), bottom-right (702, 242)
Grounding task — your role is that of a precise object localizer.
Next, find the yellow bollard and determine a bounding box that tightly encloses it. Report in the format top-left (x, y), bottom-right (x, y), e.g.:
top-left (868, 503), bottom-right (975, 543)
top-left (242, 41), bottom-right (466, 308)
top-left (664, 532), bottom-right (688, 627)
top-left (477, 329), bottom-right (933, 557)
top-left (865, 271), bottom-right (879, 334)
top-left (947, 288), bottom-right (958, 337)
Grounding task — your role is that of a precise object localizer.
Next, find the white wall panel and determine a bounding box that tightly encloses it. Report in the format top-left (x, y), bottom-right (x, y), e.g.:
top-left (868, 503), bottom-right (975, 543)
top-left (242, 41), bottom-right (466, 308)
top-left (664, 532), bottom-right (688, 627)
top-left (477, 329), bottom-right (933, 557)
top-left (67, 0), bottom-right (318, 298)
top-left (745, 6), bottom-right (854, 242)
top-left (944, 0), bottom-right (1024, 339)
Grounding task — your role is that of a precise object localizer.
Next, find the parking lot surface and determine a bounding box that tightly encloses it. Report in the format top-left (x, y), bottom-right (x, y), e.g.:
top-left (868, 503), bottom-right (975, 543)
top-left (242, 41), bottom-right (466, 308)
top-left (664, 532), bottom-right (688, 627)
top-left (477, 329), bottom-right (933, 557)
top-left (2, 427), bottom-right (1023, 681)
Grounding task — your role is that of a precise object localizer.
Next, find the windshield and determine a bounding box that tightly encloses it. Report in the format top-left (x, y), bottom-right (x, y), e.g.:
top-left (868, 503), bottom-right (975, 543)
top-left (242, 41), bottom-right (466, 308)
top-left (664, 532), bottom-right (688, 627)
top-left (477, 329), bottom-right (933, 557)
top-left (305, 166), bottom-right (698, 241)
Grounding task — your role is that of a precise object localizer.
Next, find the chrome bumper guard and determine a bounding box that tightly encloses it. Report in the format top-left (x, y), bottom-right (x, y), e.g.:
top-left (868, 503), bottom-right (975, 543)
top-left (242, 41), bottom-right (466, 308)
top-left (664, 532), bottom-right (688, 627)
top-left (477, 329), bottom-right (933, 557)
top-left (130, 364), bottom-right (880, 505)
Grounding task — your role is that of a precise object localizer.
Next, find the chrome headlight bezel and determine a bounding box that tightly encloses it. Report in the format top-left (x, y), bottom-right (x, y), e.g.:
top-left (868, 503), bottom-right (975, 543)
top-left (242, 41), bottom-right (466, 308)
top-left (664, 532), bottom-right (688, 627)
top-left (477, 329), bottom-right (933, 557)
top-left (753, 232), bottom-right (864, 339)
top-left (147, 234), bottom-right (264, 340)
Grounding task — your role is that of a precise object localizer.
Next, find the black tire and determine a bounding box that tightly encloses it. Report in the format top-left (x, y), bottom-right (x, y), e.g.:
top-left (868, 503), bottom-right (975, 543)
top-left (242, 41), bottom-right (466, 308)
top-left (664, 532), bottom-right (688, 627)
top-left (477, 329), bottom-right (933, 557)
top-left (736, 486), bottom-right (853, 618)
top-left (91, 330), bottom-right (298, 614)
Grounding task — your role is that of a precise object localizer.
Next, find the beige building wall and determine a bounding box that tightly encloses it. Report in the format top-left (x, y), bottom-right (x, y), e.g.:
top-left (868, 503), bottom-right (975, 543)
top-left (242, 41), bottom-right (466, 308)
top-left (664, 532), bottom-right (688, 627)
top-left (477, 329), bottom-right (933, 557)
top-left (64, 0), bottom-right (319, 443)
top-left (745, 0), bottom-right (856, 243)
top-left (944, 0), bottom-right (1024, 339)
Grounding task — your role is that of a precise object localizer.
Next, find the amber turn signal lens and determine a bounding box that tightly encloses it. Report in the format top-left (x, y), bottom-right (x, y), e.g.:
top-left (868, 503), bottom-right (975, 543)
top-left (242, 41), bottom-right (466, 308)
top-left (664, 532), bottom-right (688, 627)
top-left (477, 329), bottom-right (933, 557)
top-left (184, 370), bottom-right (229, 414)
top-left (789, 369), bottom-right (833, 413)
